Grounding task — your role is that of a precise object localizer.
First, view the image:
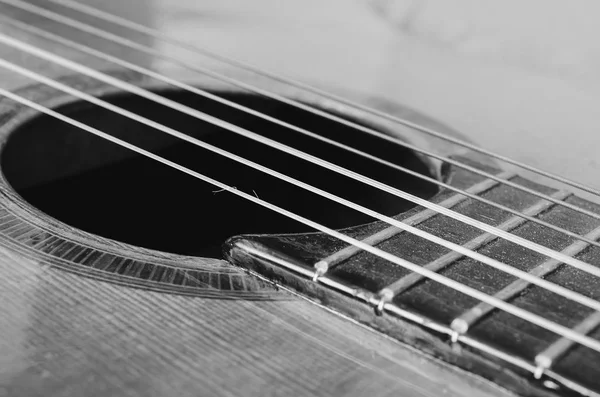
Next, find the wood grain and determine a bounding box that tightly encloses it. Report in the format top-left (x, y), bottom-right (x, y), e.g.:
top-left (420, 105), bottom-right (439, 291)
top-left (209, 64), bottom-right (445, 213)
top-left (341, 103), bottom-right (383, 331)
top-left (2, 0), bottom-right (594, 396)
top-left (0, 192), bottom-right (516, 396)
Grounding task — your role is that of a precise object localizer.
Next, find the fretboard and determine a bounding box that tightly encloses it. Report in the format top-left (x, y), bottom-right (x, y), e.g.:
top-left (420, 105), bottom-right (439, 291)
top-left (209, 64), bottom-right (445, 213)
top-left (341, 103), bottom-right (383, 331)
top-left (226, 156), bottom-right (600, 397)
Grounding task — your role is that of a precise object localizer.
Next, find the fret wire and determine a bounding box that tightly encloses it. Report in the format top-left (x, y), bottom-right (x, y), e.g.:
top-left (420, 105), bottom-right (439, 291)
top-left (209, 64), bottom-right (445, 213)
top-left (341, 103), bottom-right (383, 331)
top-left (4, 87), bottom-right (600, 359)
top-left (3, 36), bottom-right (600, 287)
top-left (242, 240), bottom-right (599, 397)
top-left (451, 225), bottom-right (600, 335)
top-left (379, 190), bottom-right (570, 298)
top-left (234, 236), bottom-right (600, 356)
top-left (240, 242), bottom-right (600, 397)
top-left (6, 18), bottom-right (600, 255)
top-left (535, 311), bottom-right (600, 378)
top-left (39, 0), bottom-right (600, 198)
top-left (316, 174), bottom-right (512, 270)
top-left (3, 50), bottom-right (600, 317)
top-left (3, 7), bottom-right (600, 390)
top-left (3, 0), bottom-right (600, 226)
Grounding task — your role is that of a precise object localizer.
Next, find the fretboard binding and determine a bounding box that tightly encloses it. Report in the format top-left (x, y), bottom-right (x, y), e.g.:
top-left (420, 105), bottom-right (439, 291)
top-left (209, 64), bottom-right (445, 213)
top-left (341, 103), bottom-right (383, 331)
top-left (315, 171), bottom-right (515, 270)
top-left (379, 189), bottom-right (571, 298)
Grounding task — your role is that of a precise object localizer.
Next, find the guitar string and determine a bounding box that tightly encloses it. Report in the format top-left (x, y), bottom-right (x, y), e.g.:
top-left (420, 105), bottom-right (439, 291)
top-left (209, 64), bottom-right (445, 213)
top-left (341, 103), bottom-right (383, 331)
top-left (2, 86), bottom-right (600, 356)
top-left (3, 34), bottom-right (600, 286)
top-left (7, 3), bottom-right (600, 380)
top-left (4, 16), bottom-right (600, 253)
top-left (37, 0), bottom-right (600, 198)
top-left (3, 0), bottom-right (600, 225)
top-left (3, 58), bottom-right (600, 320)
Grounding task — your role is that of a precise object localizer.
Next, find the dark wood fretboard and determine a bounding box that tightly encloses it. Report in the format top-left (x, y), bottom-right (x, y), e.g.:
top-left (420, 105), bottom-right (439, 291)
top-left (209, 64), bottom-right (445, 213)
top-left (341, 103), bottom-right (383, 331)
top-left (226, 156), bottom-right (600, 397)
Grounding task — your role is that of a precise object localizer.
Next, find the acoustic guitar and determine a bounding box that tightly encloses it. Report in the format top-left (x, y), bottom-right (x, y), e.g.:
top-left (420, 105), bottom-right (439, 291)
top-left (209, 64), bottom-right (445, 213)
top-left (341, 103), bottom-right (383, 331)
top-left (1, 1), bottom-right (600, 396)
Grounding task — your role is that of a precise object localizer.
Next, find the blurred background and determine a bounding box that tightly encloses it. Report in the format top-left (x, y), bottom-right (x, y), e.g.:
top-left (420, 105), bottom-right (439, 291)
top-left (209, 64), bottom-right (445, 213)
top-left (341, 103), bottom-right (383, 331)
top-left (371, 0), bottom-right (600, 83)
top-left (2, 0), bottom-right (599, 191)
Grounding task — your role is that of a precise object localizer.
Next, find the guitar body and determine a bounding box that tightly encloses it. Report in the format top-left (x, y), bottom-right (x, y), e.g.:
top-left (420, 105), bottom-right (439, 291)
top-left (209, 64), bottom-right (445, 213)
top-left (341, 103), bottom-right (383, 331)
top-left (1, 1), bottom-right (599, 397)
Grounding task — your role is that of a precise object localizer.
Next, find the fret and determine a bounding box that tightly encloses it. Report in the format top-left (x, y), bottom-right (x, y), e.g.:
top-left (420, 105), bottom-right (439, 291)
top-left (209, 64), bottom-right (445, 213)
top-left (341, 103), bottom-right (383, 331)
top-left (314, 171), bottom-right (515, 272)
top-left (228, 168), bottom-right (600, 396)
top-left (534, 312), bottom-right (600, 379)
top-left (378, 189), bottom-right (571, 300)
top-left (232, 232), bottom-right (598, 394)
top-left (451, 224), bottom-right (600, 338)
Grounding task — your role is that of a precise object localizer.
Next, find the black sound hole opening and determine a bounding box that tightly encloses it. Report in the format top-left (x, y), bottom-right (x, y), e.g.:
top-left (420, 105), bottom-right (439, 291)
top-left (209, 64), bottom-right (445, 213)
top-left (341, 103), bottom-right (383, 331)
top-left (1, 89), bottom-right (439, 257)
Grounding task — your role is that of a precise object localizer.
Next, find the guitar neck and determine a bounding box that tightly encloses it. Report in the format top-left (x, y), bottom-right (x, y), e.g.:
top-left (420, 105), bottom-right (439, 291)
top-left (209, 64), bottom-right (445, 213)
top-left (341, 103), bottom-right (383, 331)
top-left (227, 155), bottom-right (600, 397)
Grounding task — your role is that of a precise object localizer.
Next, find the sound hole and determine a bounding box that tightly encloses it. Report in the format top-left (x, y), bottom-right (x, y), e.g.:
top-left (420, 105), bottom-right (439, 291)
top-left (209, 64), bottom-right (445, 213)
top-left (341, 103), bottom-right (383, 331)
top-left (1, 90), bottom-right (439, 257)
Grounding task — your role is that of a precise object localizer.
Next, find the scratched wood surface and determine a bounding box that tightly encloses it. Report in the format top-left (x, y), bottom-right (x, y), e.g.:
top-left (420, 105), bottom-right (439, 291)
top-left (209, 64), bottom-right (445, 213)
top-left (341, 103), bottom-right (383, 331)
top-left (0, 1), bottom-right (597, 396)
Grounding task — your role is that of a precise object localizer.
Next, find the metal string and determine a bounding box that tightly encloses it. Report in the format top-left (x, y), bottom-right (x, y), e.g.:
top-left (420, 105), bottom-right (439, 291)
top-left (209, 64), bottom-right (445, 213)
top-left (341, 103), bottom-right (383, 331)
top-left (2, 33), bottom-right (600, 286)
top-left (3, 0), bottom-right (600, 224)
top-left (4, 15), bottom-right (600, 252)
top-left (2, 86), bottom-right (600, 355)
top-left (2, 57), bottom-right (600, 320)
top-left (40, 0), bottom-right (600, 198)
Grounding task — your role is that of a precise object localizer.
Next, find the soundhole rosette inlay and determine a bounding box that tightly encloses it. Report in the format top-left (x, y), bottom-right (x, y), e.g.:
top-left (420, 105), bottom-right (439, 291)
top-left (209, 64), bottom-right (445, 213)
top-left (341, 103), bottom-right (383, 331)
top-left (0, 72), bottom-right (441, 295)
